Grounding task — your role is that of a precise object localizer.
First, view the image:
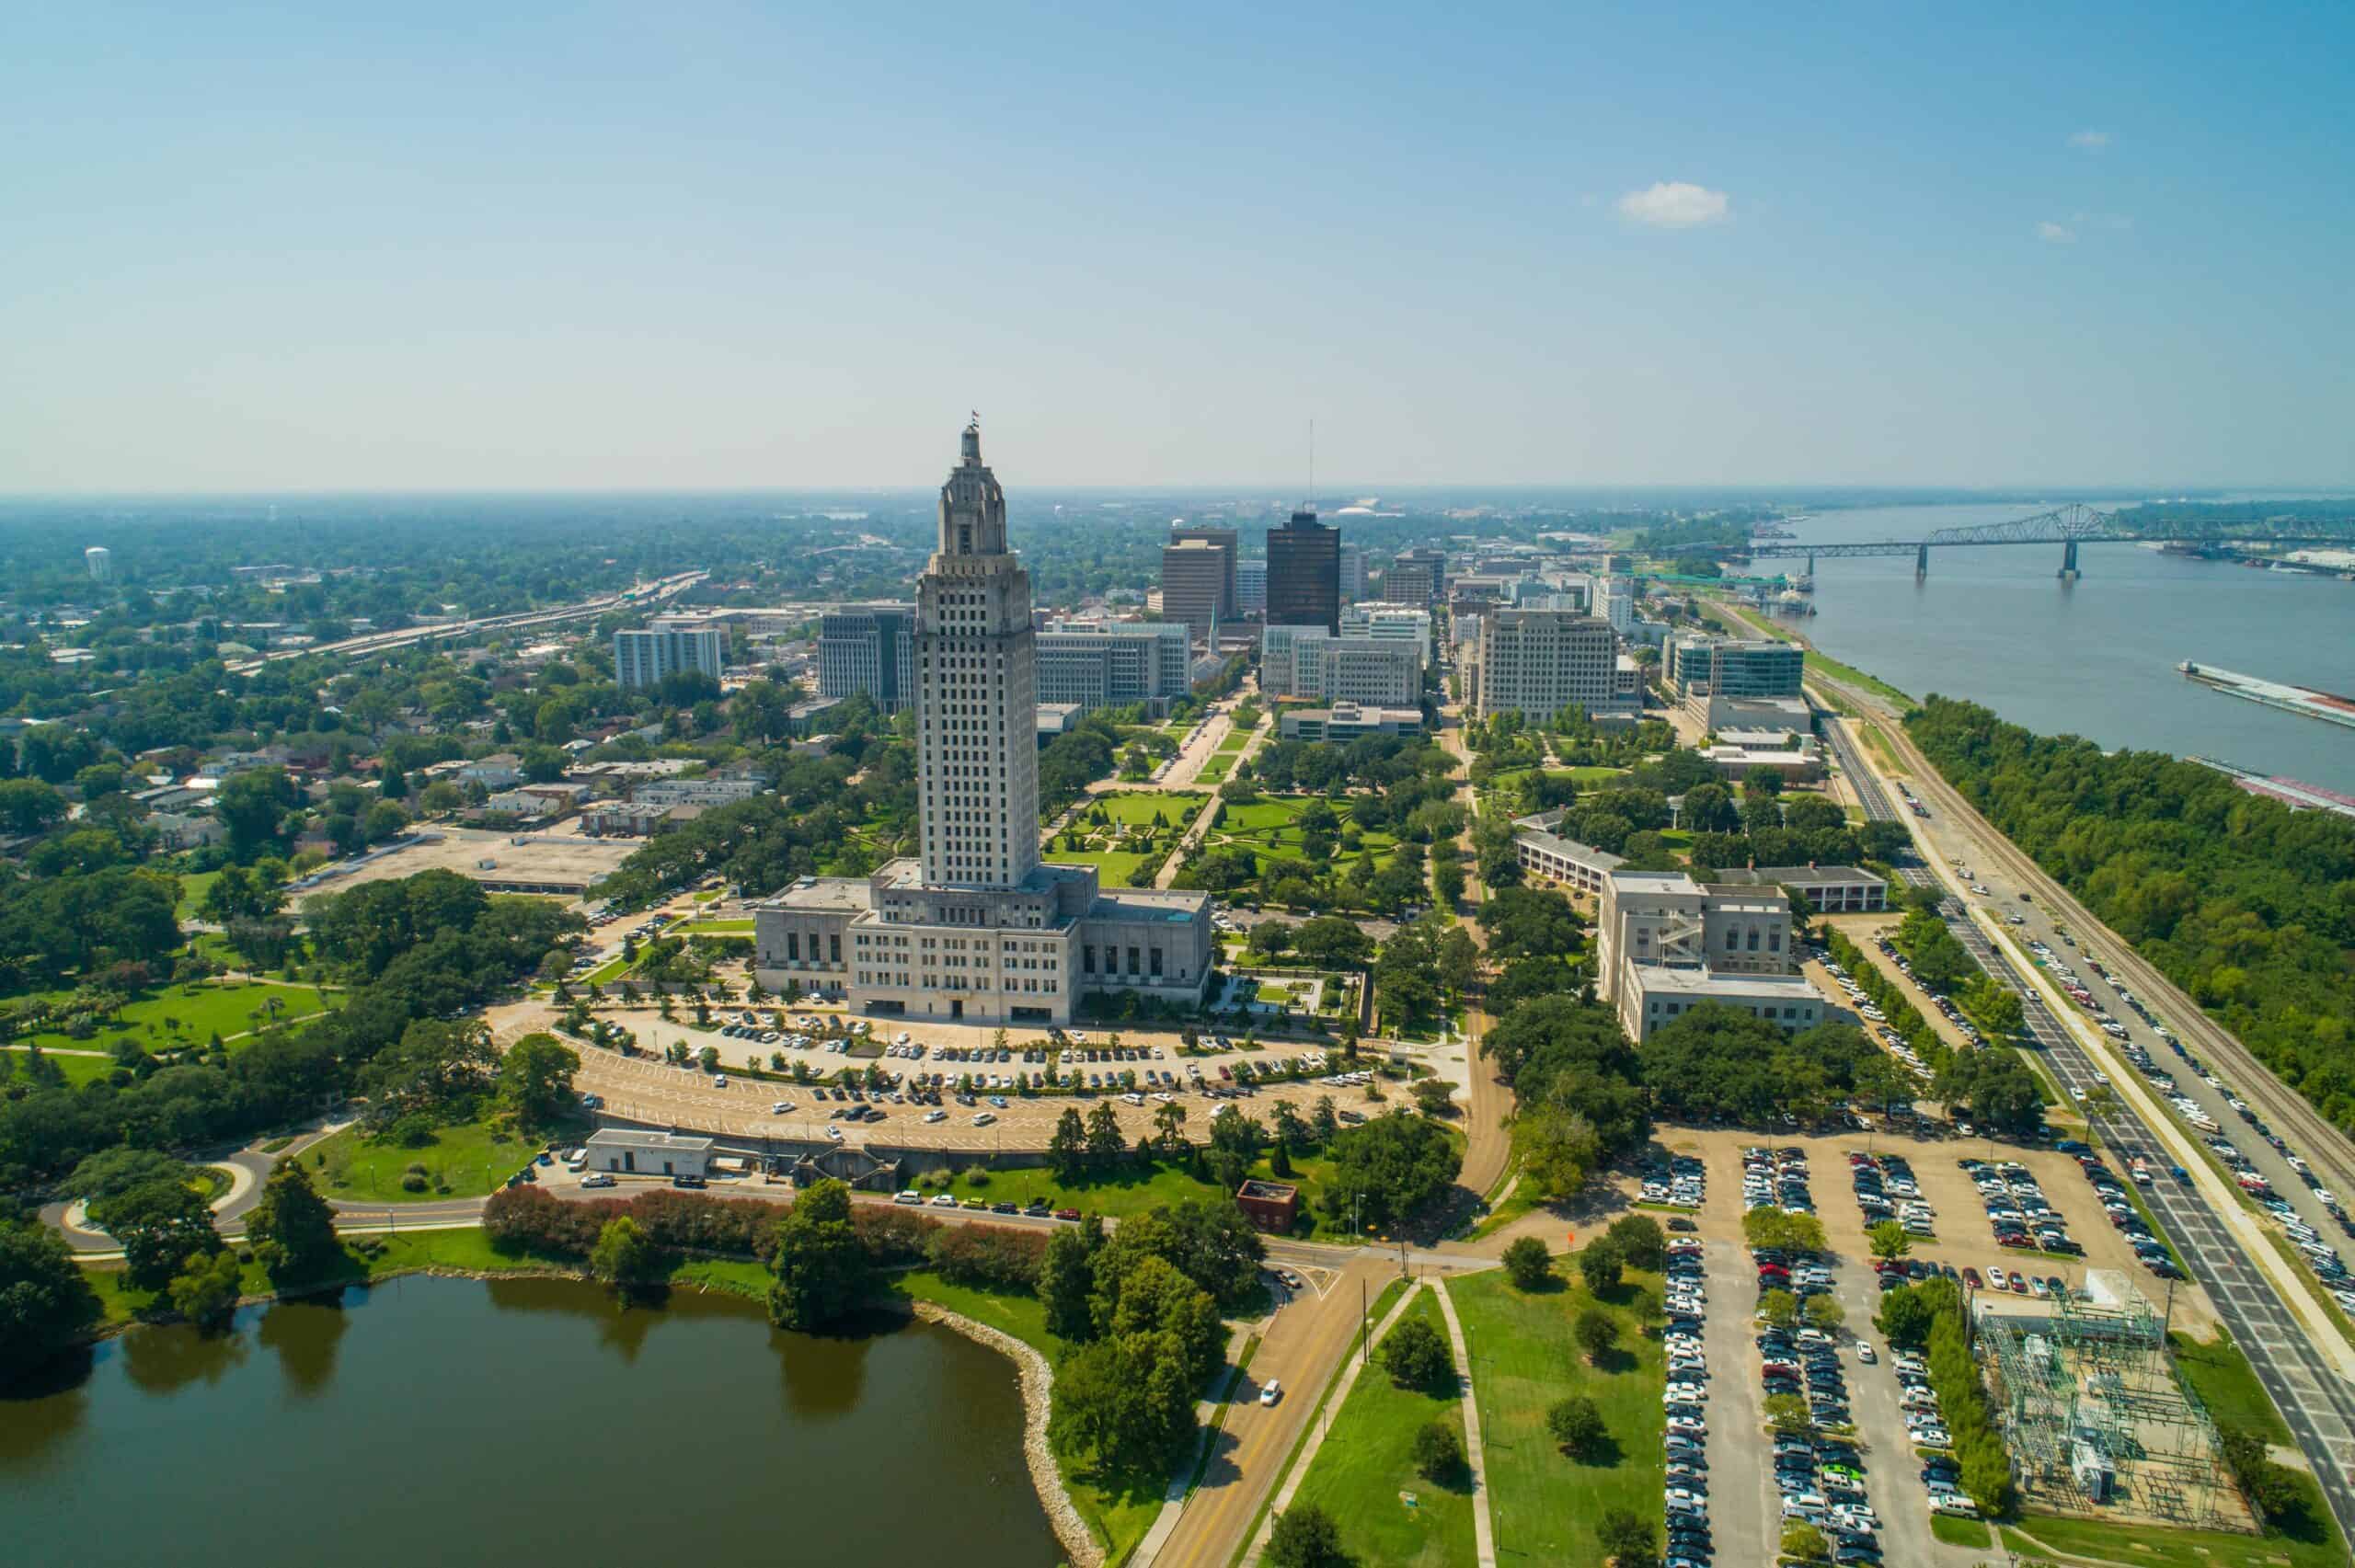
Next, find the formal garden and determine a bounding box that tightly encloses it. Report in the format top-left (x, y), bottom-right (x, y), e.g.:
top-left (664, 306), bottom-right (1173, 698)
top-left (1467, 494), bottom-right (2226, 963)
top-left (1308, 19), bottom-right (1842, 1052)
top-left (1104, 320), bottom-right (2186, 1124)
top-left (1043, 789), bottom-right (1207, 887)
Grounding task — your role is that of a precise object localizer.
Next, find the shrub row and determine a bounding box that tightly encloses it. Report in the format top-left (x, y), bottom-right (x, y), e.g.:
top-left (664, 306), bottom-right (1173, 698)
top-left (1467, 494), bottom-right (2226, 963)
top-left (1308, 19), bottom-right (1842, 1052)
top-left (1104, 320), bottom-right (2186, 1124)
top-left (1924, 1301), bottom-right (2016, 1516)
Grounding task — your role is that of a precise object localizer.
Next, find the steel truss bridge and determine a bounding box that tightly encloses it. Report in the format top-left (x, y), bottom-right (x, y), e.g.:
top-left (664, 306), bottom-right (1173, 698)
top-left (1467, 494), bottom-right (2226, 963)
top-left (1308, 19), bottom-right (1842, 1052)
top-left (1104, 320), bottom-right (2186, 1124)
top-left (1744, 503), bottom-right (2355, 578)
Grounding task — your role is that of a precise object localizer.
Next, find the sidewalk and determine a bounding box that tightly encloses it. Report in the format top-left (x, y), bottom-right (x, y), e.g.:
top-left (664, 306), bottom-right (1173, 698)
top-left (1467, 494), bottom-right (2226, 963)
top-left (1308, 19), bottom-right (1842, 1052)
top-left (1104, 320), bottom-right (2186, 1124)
top-left (1430, 1278), bottom-right (1499, 1568)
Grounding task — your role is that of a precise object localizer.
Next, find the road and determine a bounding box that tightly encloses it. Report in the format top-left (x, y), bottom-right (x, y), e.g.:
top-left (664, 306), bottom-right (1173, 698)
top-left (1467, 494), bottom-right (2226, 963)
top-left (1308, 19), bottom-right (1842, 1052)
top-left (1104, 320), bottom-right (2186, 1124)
top-left (223, 570), bottom-right (705, 672)
top-left (1821, 702), bottom-right (2355, 1539)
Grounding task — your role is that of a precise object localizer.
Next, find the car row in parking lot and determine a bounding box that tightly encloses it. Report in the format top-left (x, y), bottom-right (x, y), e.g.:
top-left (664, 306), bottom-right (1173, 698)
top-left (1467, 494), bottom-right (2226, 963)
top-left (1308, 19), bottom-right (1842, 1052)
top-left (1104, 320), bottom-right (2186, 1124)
top-left (1850, 1151), bottom-right (1934, 1239)
top-left (1752, 1242), bottom-right (1882, 1563)
top-left (1643, 1150), bottom-right (1707, 1210)
top-left (1660, 1234), bottom-right (1715, 1567)
top-left (1744, 1145), bottom-right (1813, 1218)
top-left (1962, 1156), bottom-right (2082, 1255)
top-left (1871, 1346), bottom-right (1982, 1518)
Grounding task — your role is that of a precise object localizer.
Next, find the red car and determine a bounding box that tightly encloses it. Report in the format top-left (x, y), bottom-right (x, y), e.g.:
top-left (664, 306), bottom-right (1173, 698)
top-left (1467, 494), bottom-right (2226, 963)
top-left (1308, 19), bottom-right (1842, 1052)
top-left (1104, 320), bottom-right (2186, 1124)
top-left (1961, 1267), bottom-right (1983, 1288)
top-left (1053, 1207), bottom-right (1081, 1221)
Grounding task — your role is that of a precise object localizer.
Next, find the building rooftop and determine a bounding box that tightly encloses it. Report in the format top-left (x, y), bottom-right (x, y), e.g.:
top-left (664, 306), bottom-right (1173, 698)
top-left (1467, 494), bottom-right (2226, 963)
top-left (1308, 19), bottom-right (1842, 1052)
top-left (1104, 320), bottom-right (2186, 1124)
top-left (1634, 966), bottom-right (1821, 998)
top-left (585, 1129), bottom-right (716, 1152)
top-left (1710, 865), bottom-right (1886, 890)
top-left (1237, 1179), bottom-right (1299, 1201)
top-left (1088, 889), bottom-right (1212, 923)
top-left (760, 876), bottom-right (876, 914)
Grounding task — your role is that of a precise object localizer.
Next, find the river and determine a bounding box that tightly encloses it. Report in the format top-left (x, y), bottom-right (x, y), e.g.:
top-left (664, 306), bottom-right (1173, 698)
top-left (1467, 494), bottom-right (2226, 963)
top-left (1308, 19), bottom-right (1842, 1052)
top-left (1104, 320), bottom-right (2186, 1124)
top-left (1774, 502), bottom-right (2355, 791)
top-left (0, 1277), bottom-right (1061, 1567)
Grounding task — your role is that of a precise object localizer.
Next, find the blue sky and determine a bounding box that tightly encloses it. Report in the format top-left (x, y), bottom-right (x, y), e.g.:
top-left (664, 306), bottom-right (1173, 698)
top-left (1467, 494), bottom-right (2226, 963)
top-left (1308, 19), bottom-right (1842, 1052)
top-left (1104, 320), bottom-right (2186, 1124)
top-left (3, 2), bottom-right (2349, 490)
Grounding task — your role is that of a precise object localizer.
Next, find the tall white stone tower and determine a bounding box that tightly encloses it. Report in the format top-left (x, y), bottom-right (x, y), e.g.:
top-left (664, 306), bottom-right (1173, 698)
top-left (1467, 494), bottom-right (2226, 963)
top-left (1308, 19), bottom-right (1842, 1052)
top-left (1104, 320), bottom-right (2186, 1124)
top-left (915, 420), bottom-right (1040, 888)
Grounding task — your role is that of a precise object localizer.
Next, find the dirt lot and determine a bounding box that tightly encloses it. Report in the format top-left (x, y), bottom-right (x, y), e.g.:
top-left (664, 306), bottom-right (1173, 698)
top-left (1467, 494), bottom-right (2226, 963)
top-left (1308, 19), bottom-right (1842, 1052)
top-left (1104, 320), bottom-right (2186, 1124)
top-left (304, 822), bottom-right (635, 901)
top-left (1648, 1123), bottom-right (2220, 1339)
top-left (488, 999), bottom-right (1440, 1154)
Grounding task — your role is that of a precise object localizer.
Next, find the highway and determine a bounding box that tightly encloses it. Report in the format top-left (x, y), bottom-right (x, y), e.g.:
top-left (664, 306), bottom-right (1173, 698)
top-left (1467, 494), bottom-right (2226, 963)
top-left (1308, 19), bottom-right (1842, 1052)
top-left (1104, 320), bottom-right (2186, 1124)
top-left (1821, 706), bottom-right (2355, 1538)
top-left (223, 570), bottom-right (706, 673)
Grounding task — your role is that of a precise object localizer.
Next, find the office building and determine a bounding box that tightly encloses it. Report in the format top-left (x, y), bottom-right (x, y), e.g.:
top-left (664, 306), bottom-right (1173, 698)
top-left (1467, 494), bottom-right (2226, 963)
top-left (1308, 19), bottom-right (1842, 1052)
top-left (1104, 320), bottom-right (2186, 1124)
top-left (1035, 619), bottom-right (1193, 715)
top-left (1160, 537), bottom-right (1231, 645)
top-left (614, 624), bottom-right (724, 690)
top-left (1383, 547), bottom-right (1446, 607)
top-left (1595, 869), bottom-right (1824, 1043)
top-left (1510, 810), bottom-right (1626, 897)
top-left (753, 423), bottom-right (1212, 1024)
top-left (1277, 704), bottom-right (1423, 742)
top-left (1261, 625), bottom-right (1421, 707)
top-left (1666, 635), bottom-right (1806, 703)
top-left (1469, 609), bottom-right (1633, 723)
top-left (1235, 559), bottom-right (1267, 614)
top-left (1168, 525), bottom-right (1237, 618)
top-left (85, 545), bottom-right (112, 582)
top-left (818, 602), bottom-right (917, 712)
top-left (1266, 509), bottom-right (1339, 634)
top-left (1338, 602), bottom-right (1435, 670)
top-left (1707, 865), bottom-right (1888, 914)
top-left (1338, 544), bottom-right (1368, 602)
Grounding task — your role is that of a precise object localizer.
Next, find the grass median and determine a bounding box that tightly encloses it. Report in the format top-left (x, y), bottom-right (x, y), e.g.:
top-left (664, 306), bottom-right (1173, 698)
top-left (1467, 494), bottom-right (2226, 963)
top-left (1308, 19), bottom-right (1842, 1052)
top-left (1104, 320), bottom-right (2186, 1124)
top-left (1286, 1290), bottom-right (1476, 1568)
top-left (1448, 1260), bottom-right (1663, 1566)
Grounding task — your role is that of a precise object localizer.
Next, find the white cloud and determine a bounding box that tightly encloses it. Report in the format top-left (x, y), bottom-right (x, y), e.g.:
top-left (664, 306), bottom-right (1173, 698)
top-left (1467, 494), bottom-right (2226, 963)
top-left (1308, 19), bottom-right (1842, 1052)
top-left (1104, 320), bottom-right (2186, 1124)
top-left (2037, 221), bottom-right (2076, 244)
top-left (1615, 181), bottom-right (1730, 229)
top-left (2068, 129), bottom-right (2111, 151)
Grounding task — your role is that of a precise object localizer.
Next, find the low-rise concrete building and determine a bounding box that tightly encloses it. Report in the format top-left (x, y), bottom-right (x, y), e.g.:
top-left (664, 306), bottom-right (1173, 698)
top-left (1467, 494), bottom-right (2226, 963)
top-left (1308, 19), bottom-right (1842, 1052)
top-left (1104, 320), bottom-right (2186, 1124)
top-left (1707, 864), bottom-right (1888, 914)
top-left (1510, 811), bottom-right (1626, 895)
top-left (1595, 868), bottom-right (1824, 1042)
top-left (1277, 704), bottom-right (1423, 742)
top-left (585, 1128), bottom-right (714, 1178)
top-left (1698, 741), bottom-right (1824, 783)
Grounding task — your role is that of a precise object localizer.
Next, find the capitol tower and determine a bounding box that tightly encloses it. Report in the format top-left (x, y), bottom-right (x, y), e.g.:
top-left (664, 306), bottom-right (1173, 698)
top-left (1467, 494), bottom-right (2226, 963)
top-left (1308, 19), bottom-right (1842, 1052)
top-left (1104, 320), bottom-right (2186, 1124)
top-left (917, 420), bottom-right (1041, 887)
top-left (751, 420), bottom-right (1215, 1025)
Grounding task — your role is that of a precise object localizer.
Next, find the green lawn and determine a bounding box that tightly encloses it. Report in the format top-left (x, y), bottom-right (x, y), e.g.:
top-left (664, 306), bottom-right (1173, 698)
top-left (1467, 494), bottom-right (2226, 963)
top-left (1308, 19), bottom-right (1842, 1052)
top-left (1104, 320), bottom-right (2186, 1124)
top-left (952, 1150), bottom-right (1338, 1231)
top-left (1197, 754), bottom-right (1235, 784)
top-left (1450, 1261), bottom-right (1664, 1568)
top-left (175, 869), bottom-right (222, 920)
top-left (890, 1270), bottom-right (1166, 1565)
top-left (4, 1047), bottom-right (118, 1086)
top-left (1289, 1290), bottom-right (1476, 1568)
top-left (1216, 731), bottom-right (1253, 753)
top-left (2167, 1328), bottom-right (2292, 1444)
top-left (2005, 1501), bottom-right (2347, 1568)
top-left (16, 979), bottom-right (339, 1057)
top-left (1041, 845), bottom-right (1160, 886)
top-left (1930, 1514), bottom-right (1992, 1548)
top-left (1092, 790), bottom-right (1207, 828)
top-left (307, 1118), bottom-right (541, 1202)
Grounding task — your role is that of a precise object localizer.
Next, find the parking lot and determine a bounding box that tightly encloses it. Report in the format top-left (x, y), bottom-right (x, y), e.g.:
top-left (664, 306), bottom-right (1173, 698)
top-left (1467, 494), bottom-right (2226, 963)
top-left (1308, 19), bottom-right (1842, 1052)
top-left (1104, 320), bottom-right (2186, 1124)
top-left (489, 1000), bottom-right (1425, 1153)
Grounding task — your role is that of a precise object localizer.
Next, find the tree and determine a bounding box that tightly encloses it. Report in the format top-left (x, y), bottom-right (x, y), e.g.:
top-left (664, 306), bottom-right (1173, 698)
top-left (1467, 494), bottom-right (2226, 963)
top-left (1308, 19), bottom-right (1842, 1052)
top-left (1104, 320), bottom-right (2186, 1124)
top-left (1085, 1100), bottom-right (1128, 1166)
top-left (1049, 1329), bottom-right (1200, 1475)
top-left (1379, 1312), bottom-right (1454, 1392)
top-left (244, 1161), bottom-right (340, 1281)
top-left (65, 1147), bottom-right (196, 1205)
top-left (1574, 1305), bottom-right (1619, 1365)
top-left (0, 777), bottom-right (67, 835)
top-left (215, 766), bottom-right (301, 862)
top-left (1577, 1237), bottom-right (1624, 1295)
top-left (1867, 1219), bottom-right (1913, 1264)
top-left (92, 1178), bottom-right (221, 1290)
top-left (167, 1248), bottom-right (244, 1329)
top-left (1292, 917), bottom-right (1372, 970)
top-left (1598, 1508), bottom-right (1657, 1562)
top-left (1764, 1391), bottom-right (1815, 1436)
top-left (1781, 1522), bottom-right (1830, 1562)
top-left (1547, 1394), bottom-right (1607, 1458)
top-left (590, 1217), bottom-right (662, 1288)
top-left (1873, 1282), bottom-right (1938, 1351)
top-left (1761, 1288), bottom-right (1800, 1331)
top-left (0, 1220), bottom-right (104, 1387)
top-left (1049, 1105), bottom-right (1087, 1181)
top-left (1603, 1214), bottom-right (1665, 1271)
top-left (501, 1032), bottom-right (581, 1131)
top-left (1501, 1236), bottom-right (1554, 1290)
top-left (1246, 921), bottom-right (1294, 962)
top-left (1040, 1223), bottom-right (1098, 1340)
top-left (1266, 1504), bottom-right (1346, 1568)
top-left (1153, 1097), bottom-right (1189, 1154)
top-left (767, 1180), bottom-right (871, 1331)
top-left (1805, 1293), bottom-right (1846, 1333)
top-left (1317, 1112), bottom-right (1462, 1232)
top-left (1411, 1420), bottom-right (1464, 1481)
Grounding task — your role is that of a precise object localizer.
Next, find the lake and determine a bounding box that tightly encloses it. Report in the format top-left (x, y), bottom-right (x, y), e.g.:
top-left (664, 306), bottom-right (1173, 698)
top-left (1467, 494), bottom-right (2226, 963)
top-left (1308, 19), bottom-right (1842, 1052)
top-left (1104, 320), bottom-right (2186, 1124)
top-left (0, 1277), bottom-right (1061, 1567)
top-left (1779, 501), bottom-right (2355, 791)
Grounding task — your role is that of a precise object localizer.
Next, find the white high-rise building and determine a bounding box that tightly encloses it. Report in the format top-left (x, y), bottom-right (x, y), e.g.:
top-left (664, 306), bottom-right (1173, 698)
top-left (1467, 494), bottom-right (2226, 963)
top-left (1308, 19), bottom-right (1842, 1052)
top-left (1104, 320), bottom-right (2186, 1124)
top-left (1470, 608), bottom-right (1631, 723)
top-left (753, 424), bottom-right (1212, 1024)
top-left (614, 624), bottom-right (723, 690)
top-left (1338, 602), bottom-right (1434, 670)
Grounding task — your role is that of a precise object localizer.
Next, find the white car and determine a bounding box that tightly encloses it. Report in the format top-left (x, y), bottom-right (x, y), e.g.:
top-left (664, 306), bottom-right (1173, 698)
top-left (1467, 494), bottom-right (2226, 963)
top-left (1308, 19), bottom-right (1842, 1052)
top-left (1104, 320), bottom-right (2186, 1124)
top-left (1855, 1343), bottom-right (1876, 1363)
top-left (924, 1108), bottom-right (947, 1124)
top-left (1928, 1494), bottom-right (1980, 1518)
top-left (580, 1172), bottom-right (616, 1188)
top-left (892, 1190), bottom-right (922, 1206)
top-left (1258, 1379), bottom-right (1281, 1407)
top-left (929, 1193), bottom-right (959, 1208)
top-left (771, 1100), bottom-right (795, 1115)
top-left (973, 1112), bottom-right (996, 1127)
top-left (1663, 1487), bottom-right (1707, 1516)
